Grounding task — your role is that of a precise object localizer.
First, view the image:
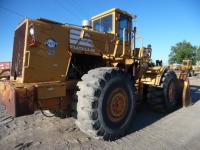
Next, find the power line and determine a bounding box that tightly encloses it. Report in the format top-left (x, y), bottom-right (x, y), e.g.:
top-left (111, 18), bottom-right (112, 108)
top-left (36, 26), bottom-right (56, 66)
top-left (0, 6), bottom-right (24, 18)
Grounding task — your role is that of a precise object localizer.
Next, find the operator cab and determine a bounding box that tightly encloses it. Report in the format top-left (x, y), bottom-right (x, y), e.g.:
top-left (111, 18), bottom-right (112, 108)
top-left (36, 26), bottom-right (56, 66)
top-left (91, 8), bottom-right (134, 44)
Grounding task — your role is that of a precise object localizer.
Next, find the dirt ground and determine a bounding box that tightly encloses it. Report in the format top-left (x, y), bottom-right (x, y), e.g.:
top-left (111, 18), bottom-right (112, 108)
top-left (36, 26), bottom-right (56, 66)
top-left (0, 76), bottom-right (200, 150)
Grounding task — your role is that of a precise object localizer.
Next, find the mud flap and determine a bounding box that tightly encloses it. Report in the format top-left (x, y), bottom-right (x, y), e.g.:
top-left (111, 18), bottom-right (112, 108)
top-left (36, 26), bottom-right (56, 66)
top-left (178, 74), bottom-right (192, 107)
top-left (182, 79), bottom-right (192, 107)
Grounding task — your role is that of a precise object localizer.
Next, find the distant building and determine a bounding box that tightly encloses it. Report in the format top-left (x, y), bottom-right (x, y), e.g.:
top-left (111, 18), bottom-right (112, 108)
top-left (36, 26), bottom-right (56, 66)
top-left (0, 62), bottom-right (11, 69)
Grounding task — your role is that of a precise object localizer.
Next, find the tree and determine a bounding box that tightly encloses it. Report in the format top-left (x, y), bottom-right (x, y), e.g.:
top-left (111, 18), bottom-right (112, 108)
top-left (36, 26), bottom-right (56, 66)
top-left (168, 41), bottom-right (197, 65)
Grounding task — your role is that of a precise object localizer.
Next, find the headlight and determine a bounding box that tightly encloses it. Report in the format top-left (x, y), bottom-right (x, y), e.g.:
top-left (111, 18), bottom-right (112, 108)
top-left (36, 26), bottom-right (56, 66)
top-left (29, 27), bottom-right (34, 35)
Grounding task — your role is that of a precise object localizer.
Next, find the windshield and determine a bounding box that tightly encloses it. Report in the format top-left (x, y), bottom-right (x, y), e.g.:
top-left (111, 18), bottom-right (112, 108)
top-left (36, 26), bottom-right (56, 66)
top-left (93, 15), bottom-right (113, 33)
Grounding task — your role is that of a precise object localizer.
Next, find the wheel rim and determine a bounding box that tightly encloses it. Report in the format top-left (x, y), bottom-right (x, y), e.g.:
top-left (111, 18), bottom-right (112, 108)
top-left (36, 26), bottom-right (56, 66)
top-left (107, 88), bottom-right (128, 122)
top-left (168, 81), bottom-right (176, 104)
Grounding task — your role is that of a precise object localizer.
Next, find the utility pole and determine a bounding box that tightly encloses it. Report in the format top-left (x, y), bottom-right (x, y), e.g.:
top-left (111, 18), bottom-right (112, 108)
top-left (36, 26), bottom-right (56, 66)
top-left (197, 47), bottom-right (199, 65)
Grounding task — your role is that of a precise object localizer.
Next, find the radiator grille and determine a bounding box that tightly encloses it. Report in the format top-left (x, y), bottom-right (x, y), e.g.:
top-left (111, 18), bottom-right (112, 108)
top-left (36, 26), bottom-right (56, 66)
top-left (11, 22), bottom-right (26, 77)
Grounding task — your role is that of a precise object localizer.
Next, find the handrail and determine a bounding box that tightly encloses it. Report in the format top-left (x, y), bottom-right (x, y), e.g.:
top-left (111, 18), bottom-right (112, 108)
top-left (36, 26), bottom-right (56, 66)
top-left (121, 28), bottom-right (126, 57)
top-left (121, 28), bottom-right (136, 58)
top-left (24, 51), bottom-right (30, 68)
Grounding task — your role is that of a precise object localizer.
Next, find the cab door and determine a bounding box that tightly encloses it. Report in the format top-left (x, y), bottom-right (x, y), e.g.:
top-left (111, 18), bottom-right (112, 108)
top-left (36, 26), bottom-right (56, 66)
top-left (116, 14), bottom-right (132, 58)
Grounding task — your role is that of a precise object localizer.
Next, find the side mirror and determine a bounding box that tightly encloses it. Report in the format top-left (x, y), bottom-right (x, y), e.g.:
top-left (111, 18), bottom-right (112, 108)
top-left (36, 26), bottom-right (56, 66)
top-left (133, 27), bottom-right (136, 33)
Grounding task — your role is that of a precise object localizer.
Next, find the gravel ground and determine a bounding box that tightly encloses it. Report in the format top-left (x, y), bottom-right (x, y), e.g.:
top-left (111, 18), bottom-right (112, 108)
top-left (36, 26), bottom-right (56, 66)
top-left (0, 76), bottom-right (200, 150)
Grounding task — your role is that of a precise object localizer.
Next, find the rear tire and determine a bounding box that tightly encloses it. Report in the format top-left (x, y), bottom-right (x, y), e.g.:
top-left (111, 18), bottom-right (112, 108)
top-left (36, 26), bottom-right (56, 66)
top-left (147, 71), bottom-right (181, 113)
top-left (76, 67), bottom-right (136, 140)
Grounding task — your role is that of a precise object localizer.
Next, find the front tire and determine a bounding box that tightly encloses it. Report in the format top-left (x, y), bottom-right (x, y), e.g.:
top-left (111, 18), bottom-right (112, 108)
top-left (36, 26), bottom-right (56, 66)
top-left (76, 67), bottom-right (136, 140)
top-left (163, 71), bottom-right (181, 112)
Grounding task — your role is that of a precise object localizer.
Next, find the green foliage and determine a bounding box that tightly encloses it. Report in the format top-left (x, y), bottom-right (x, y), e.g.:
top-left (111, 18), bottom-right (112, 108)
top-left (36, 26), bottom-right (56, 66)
top-left (197, 47), bottom-right (200, 63)
top-left (168, 40), bottom-right (198, 65)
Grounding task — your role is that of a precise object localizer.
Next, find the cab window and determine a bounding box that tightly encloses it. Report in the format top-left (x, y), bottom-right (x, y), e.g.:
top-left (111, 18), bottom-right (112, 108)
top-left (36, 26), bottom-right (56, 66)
top-left (93, 15), bottom-right (113, 33)
top-left (118, 15), bottom-right (129, 41)
top-left (183, 62), bottom-right (187, 65)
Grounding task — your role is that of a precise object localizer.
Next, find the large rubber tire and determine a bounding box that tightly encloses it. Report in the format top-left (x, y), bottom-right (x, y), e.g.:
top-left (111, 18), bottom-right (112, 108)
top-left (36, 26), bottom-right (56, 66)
top-left (147, 71), bottom-right (181, 113)
top-left (163, 71), bottom-right (181, 112)
top-left (0, 70), bottom-right (10, 80)
top-left (76, 67), bottom-right (136, 140)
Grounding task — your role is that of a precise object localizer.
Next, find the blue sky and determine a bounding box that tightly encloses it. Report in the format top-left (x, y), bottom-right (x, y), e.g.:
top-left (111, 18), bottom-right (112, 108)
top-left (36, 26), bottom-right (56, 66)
top-left (0, 0), bottom-right (200, 64)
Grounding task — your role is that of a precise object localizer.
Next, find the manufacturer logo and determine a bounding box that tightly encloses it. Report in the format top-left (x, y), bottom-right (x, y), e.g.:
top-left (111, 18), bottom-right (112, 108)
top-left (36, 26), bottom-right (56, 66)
top-left (45, 38), bottom-right (57, 49)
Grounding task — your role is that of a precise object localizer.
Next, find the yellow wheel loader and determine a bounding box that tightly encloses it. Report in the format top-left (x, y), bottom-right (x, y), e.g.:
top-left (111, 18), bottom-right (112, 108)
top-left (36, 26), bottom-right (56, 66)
top-left (181, 59), bottom-right (194, 76)
top-left (169, 59), bottom-right (194, 77)
top-left (0, 8), bottom-right (190, 140)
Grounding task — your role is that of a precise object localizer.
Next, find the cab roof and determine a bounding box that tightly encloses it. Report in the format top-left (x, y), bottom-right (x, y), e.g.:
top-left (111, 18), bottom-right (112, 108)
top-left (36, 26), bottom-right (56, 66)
top-left (91, 8), bottom-right (133, 20)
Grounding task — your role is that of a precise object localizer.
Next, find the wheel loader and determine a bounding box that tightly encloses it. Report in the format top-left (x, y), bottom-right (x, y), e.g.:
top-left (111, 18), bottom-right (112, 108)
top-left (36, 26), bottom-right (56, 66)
top-left (0, 8), bottom-right (191, 140)
top-left (169, 59), bottom-right (194, 77)
top-left (181, 59), bottom-right (194, 76)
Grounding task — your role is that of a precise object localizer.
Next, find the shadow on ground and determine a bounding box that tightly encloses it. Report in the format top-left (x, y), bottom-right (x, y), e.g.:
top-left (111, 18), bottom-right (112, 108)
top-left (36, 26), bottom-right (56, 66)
top-left (127, 84), bottom-right (200, 136)
top-left (190, 85), bottom-right (200, 103)
top-left (127, 103), bottom-right (166, 134)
